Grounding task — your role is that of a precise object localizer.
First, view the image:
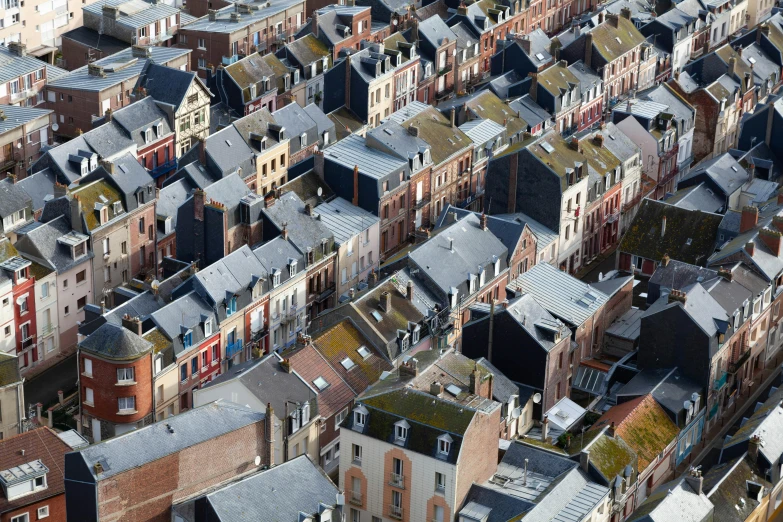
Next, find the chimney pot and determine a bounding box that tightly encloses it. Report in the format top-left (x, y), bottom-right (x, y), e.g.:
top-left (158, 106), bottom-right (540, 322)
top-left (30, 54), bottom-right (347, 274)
top-left (407, 280), bottom-right (414, 301)
top-left (380, 291), bottom-right (392, 313)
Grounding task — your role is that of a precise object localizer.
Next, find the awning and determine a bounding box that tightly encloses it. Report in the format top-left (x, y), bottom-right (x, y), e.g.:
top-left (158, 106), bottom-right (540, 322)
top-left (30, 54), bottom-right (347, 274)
top-left (28, 45), bottom-right (58, 57)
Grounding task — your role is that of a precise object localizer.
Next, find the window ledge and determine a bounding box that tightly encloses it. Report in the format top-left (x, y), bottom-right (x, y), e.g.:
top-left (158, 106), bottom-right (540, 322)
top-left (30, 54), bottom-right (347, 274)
top-left (83, 400), bottom-right (94, 407)
top-left (82, 372), bottom-right (93, 378)
top-left (117, 409), bottom-right (138, 416)
top-left (116, 381), bottom-right (137, 386)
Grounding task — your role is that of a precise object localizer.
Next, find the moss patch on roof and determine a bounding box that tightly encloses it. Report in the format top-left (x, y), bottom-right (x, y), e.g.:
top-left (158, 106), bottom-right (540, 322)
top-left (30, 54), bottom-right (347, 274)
top-left (528, 131), bottom-right (589, 189)
top-left (263, 53), bottom-right (289, 79)
top-left (581, 135), bottom-right (621, 175)
top-left (29, 262), bottom-right (53, 280)
top-left (591, 16), bottom-right (645, 63)
top-left (467, 91), bottom-right (527, 137)
top-left (398, 106), bottom-right (471, 165)
top-left (383, 33), bottom-right (413, 64)
top-left (538, 62), bottom-right (581, 96)
top-left (70, 179), bottom-right (123, 231)
top-left (0, 240), bottom-right (19, 263)
top-left (715, 45), bottom-right (753, 80)
top-left (588, 433), bottom-right (637, 481)
top-left (362, 388), bottom-right (476, 434)
top-left (143, 328), bottom-right (171, 354)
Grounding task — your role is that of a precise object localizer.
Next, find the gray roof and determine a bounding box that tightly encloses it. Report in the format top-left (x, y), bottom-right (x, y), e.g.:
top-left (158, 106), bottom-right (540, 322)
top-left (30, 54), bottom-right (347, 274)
top-left (315, 197), bottom-right (379, 246)
top-left (0, 45), bottom-right (66, 85)
top-left (263, 191), bottom-right (334, 251)
top-left (418, 15), bottom-right (457, 48)
top-left (284, 34), bottom-right (331, 66)
top-left (629, 477), bottom-right (713, 522)
top-left (79, 322), bottom-right (152, 359)
top-left (474, 357), bottom-right (519, 403)
top-left (137, 62), bottom-right (201, 110)
top-left (0, 105), bottom-right (52, 134)
top-left (409, 213), bottom-right (507, 297)
top-left (272, 102), bottom-right (318, 152)
top-left (49, 46), bottom-right (190, 92)
top-left (459, 118), bottom-right (504, 146)
top-left (310, 5), bottom-right (371, 46)
top-left (182, 0), bottom-right (305, 33)
top-left (302, 103), bottom-right (334, 140)
top-left (201, 353), bottom-right (313, 416)
top-left (601, 122), bottom-right (639, 163)
top-left (204, 172), bottom-right (252, 208)
top-left (193, 245), bottom-right (267, 307)
top-left (643, 282), bottom-right (729, 340)
top-left (617, 367), bottom-right (702, 418)
top-left (613, 99), bottom-right (670, 119)
top-left (109, 152), bottom-right (155, 197)
top-left (151, 291), bottom-right (217, 354)
top-left (15, 169), bottom-right (57, 214)
top-left (112, 96), bottom-right (173, 148)
top-left (323, 134), bottom-right (408, 179)
top-left (568, 60), bottom-right (602, 97)
top-left (680, 153), bottom-right (748, 197)
top-left (60, 27), bottom-right (128, 56)
top-left (605, 307), bottom-right (643, 341)
top-left (497, 294), bottom-right (570, 352)
top-left (84, 0), bottom-right (180, 29)
top-left (15, 215), bottom-right (92, 274)
top-left (723, 387), bottom-right (783, 465)
top-left (491, 211), bottom-right (558, 255)
top-left (0, 178), bottom-right (32, 218)
top-left (509, 263), bottom-right (609, 327)
top-left (204, 455), bottom-right (338, 522)
top-left (75, 401), bottom-right (264, 480)
top-left (205, 125), bottom-right (256, 177)
top-left (156, 178), bottom-right (193, 234)
top-left (644, 84), bottom-right (695, 127)
top-left (435, 204), bottom-right (527, 263)
top-left (252, 236), bottom-right (305, 287)
top-left (666, 183), bottom-right (724, 212)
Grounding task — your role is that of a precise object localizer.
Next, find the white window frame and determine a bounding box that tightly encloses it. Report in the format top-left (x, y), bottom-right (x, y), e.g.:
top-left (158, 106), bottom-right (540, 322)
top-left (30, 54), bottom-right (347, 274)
top-left (118, 396), bottom-right (136, 413)
top-left (37, 506), bottom-right (49, 519)
top-left (117, 367), bottom-right (135, 384)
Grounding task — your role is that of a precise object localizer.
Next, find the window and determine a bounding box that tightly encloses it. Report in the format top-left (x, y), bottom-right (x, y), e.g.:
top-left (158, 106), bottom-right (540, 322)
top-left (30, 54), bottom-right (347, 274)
top-left (435, 472), bottom-right (446, 491)
top-left (201, 350), bottom-right (208, 369)
top-left (117, 367), bottom-right (135, 383)
top-left (204, 319), bottom-right (212, 336)
top-left (118, 396), bottom-right (135, 412)
top-left (180, 364), bottom-right (188, 382)
top-left (438, 434), bottom-right (452, 455)
top-left (352, 443), bottom-right (362, 462)
top-left (313, 376), bottom-right (329, 390)
top-left (11, 514), bottom-right (29, 522)
top-left (335, 407), bottom-right (348, 428)
top-left (191, 356), bottom-right (198, 376)
top-left (77, 296), bottom-right (86, 310)
top-left (212, 344), bottom-right (219, 363)
top-left (183, 332), bottom-right (192, 349)
top-left (226, 296), bottom-right (237, 316)
top-left (394, 420), bottom-right (409, 441)
top-left (38, 506), bottom-right (49, 518)
top-left (40, 282), bottom-right (48, 299)
top-left (76, 270), bottom-right (86, 283)
top-left (198, 38), bottom-right (206, 48)
top-left (85, 387), bottom-right (94, 404)
top-left (19, 296), bottom-right (28, 313)
top-left (354, 410), bottom-right (366, 427)
top-left (139, 217), bottom-right (145, 235)
top-left (64, 306), bottom-right (69, 316)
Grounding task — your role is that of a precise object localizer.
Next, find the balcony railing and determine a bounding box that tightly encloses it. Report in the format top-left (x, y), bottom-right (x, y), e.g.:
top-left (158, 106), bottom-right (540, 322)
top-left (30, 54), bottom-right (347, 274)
top-left (713, 371), bottom-right (728, 391)
top-left (40, 323), bottom-right (55, 337)
top-left (10, 88), bottom-right (35, 103)
top-left (150, 158), bottom-right (177, 178)
top-left (622, 192), bottom-right (643, 213)
top-left (251, 326), bottom-right (268, 342)
top-left (658, 165), bottom-right (679, 187)
top-left (280, 307), bottom-right (299, 325)
top-left (349, 491), bottom-right (362, 506)
top-left (222, 54), bottom-right (241, 66)
top-left (226, 339), bottom-right (244, 359)
top-left (21, 336), bottom-right (35, 350)
top-left (0, 158), bottom-right (18, 173)
top-left (389, 472), bottom-right (405, 489)
top-left (729, 349), bottom-right (752, 374)
top-left (389, 505), bottom-right (403, 520)
top-left (605, 210), bottom-right (620, 224)
top-left (413, 193), bottom-right (431, 210)
top-left (314, 284), bottom-right (335, 304)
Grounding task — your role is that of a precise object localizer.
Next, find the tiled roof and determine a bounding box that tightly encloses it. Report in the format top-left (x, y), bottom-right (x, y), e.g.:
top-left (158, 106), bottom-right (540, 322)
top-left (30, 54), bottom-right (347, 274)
top-left (311, 319), bottom-right (391, 395)
top-left (590, 16), bottom-right (645, 63)
top-left (283, 343), bottom-right (355, 419)
top-left (591, 395), bottom-right (679, 470)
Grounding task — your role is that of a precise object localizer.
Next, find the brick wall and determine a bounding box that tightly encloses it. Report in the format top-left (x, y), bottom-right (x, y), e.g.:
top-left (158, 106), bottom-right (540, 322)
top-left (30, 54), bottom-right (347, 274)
top-left (2, 493), bottom-right (65, 522)
top-left (129, 203), bottom-right (158, 278)
top-left (80, 351), bottom-right (153, 426)
top-left (454, 408), bottom-right (500, 510)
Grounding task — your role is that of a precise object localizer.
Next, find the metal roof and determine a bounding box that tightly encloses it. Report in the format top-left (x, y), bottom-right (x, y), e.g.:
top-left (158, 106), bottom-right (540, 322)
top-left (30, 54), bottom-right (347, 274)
top-left (315, 196), bottom-right (379, 246)
top-left (0, 45), bottom-right (66, 85)
top-left (48, 46), bottom-right (191, 92)
top-left (182, 0), bottom-right (304, 33)
top-left (84, 0), bottom-right (181, 29)
top-left (613, 99), bottom-right (669, 119)
top-left (322, 134), bottom-right (407, 179)
top-left (0, 105), bottom-right (52, 134)
top-left (459, 118), bottom-right (504, 146)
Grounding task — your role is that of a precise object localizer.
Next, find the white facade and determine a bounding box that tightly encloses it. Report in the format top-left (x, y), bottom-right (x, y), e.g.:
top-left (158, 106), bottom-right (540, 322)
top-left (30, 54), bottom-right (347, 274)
top-left (34, 271), bottom-right (58, 363)
top-left (557, 177), bottom-right (589, 272)
top-left (672, 35), bottom-right (694, 73)
top-left (0, 0), bottom-right (101, 54)
top-left (269, 272), bottom-right (307, 351)
top-left (0, 278), bottom-right (15, 354)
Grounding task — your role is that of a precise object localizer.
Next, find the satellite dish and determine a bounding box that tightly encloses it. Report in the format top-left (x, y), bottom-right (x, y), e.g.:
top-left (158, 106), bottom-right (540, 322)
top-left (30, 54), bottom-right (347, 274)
top-left (533, 393), bottom-right (542, 404)
top-left (52, 123), bottom-right (59, 132)
top-left (392, 19), bottom-right (398, 25)
top-left (452, 49), bottom-right (457, 56)
top-left (254, 455), bottom-right (261, 466)
top-left (511, 407), bottom-right (521, 419)
top-left (317, 187), bottom-right (323, 197)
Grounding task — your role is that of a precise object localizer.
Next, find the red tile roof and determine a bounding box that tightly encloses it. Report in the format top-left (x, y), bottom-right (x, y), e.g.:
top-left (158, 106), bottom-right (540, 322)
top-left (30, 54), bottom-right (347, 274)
top-left (285, 344), bottom-right (355, 419)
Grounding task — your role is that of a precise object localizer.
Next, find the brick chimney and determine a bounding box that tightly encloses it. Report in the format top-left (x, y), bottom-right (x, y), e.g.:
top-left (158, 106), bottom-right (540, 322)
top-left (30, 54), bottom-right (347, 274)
top-left (53, 182), bottom-right (67, 198)
top-left (352, 165), bottom-right (359, 206)
top-left (8, 42), bottom-right (27, 57)
top-left (312, 8), bottom-right (319, 37)
top-left (668, 288), bottom-right (687, 304)
top-left (593, 133), bottom-right (604, 147)
top-left (620, 6), bottom-right (631, 19)
top-left (748, 434), bottom-right (762, 464)
top-left (429, 381), bottom-right (443, 395)
top-left (450, 107), bottom-right (456, 128)
top-left (740, 206), bottom-right (759, 233)
top-left (759, 228), bottom-right (782, 256)
top-left (265, 403), bottom-right (275, 467)
top-left (469, 363), bottom-right (493, 399)
top-left (379, 291), bottom-right (392, 313)
top-left (584, 33), bottom-right (593, 69)
top-left (717, 267), bottom-right (733, 281)
top-left (105, 108), bottom-right (113, 122)
top-left (280, 358), bottom-right (292, 373)
top-left (661, 253), bottom-right (670, 267)
top-left (399, 357), bottom-right (418, 377)
top-left (121, 314), bottom-right (143, 336)
top-left (70, 195), bottom-right (83, 232)
top-left (281, 224), bottom-right (289, 241)
top-left (406, 280), bottom-right (414, 301)
top-left (193, 188), bottom-right (205, 222)
top-left (684, 468), bottom-right (703, 495)
top-left (728, 56), bottom-right (736, 78)
top-left (746, 241), bottom-right (755, 256)
top-left (528, 72), bottom-right (538, 101)
top-left (480, 212), bottom-right (488, 230)
top-left (607, 421), bottom-right (616, 437)
top-left (772, 215), bottom-right (783, 233)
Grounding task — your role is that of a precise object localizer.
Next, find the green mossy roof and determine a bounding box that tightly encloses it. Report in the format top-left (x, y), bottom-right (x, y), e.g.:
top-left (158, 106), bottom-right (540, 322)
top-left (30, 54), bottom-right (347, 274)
top-left (528, 132), bottom-right (589, 189)
top-left (70, 180), bottom-right (123, 231)
top-left (591, 16), bottom-right (645, 63)
top-left (538, 63), bottom-right (581, 96)
top-left (362, 388), bottom-right (475, 435)
top-left (399, 106), bottom-right (471, 165)
top-left (143, 328), bottom-right (171, 354)
top-left (0, 240), bottom-right (19, 262)
top-left (588, 433), bottom-right (637, 482)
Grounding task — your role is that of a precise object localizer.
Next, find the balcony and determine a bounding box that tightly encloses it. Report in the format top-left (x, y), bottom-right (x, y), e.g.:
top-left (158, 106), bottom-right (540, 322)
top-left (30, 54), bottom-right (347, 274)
top-left (314, 284), bottom-right (335, 304)
top-left (21, 336), bottom-right (35, 350)
top-left (389, 505), bottom-right (404, 520)
top-left (150, 158), bottom-right (177, 179)
top-left (349, 491), bottom-right (362, 506)
top-left (222, 54), bottom-right (241, 66)
top-left (251, 326), bottom-right (268, 342)
top-left (713, 371), bottom-right (728, 391)
top-left (728, 349), bottom-right (752, 374)
top-left (10, 88), bottom-right (35, 103)
top-left (148, 27), bottom-right (175, 45)
top-left (0, 158), bottom-right (18, 174)
top-left (658, 165), bottom-right (679, 188)
top-left (621, 192), bottom-right (642, 213)
top-left (604, 210), bottom-right (620, 224)
top-left (389, 472), bottom-right (405, 489)
top-left (40, 323), bottom-right (55, 337)
top-left (281, 307), bottom-right (299, 325)
top-left (225, 339), bottom-right (244, 359)
top-left (413, 193), bottom-right (431, 210)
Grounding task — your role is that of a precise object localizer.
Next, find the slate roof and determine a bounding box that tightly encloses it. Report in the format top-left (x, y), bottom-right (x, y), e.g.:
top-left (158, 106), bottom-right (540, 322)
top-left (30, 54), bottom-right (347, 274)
top-left (590, 15), bottom-right (646, 63)
top-left (643, 282), bottom-right (730, 342)
top-left (723, 387), bottom-right (783, 466)
top-left (48, 46), bottom-right (190, 92)
top-left (151, 291), bottom-right (217, 356)
top-left (619, 198), bottom-right (723, 265)
top-left (111, 96), bottom-right (173, 148)
top-left (193, 245), bottom-right (267, 308)
top-left (156, 178), bottom-right (193, 236)
top-left (0, 104), bottom-right (52, 134)
top-left (15, 169), bottom-right (57, 215)
top-left (584, 431), bottom-right (638, 483)
top-left (75, 402), bottom-right (264, 480)
top-left (680, 153), bottom-right (749, 197)
top-left (508, 262), bottom-right (608, 327)
top-left (435, 204), bottom-right (528, 264)
top-left (14, 216), bottom-right (91, 274)
top-left (136, 62), bottom-right (201, 110)
top-left (310, 5), bottom-right (371, 46)
top-left (386, 103), bottom-right (471, 166)
top-left (628, 476), bottom-right (714, 522)
top-left (322, 134), bottom-right (408, 180)
top-left (223, 53), bottom-right (278, 104)
top-left (182, 0), bottom-right (305, 33)
top-left (262, 191), bottom-right (334, 253)
top-left (79, 322), bottom-right (153, 360)
top-left (285, 34), bottom-right (331, 66)
top-left (703, 456), bottom-right (770, 521)
top-left (201, 455), bottom-right (339, 521)
top-left (460, 484), bottom-right (534, 522)
top-left (60, 27), bottom-right (128, 57)
top-left (512, 95), bottom-right (552, 129)
top-left (315, 197), bottom-right (379, 246)
top-left (0, 180), bottom-right (32, 219)
top-left (591, 395), bottom-right (679, 470)
top-left (351, 278), bottom-right (427, 349)
top-left (666, 183), bottom-right (724, 213)
top-left (418, 14), bottom-right (457, 48)
top-left (272, 102), bottom-right (319, 153)
top-left (492, 211), bottom-right (559, 255)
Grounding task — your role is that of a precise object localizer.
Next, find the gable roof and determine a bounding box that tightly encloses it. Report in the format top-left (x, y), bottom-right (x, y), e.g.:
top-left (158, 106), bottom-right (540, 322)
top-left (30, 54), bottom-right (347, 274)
top-left (590, 16), bottom-right (646, 63)
top-left (628, 476), bottom-right (713, 522)
top-left (137, 62), bottom-right (202, 110)
top-left (283, 342), bottom-right (355, 419)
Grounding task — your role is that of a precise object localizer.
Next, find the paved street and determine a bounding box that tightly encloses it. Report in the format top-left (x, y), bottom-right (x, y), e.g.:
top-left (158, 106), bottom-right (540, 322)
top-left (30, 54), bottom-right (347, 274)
top-left (23, 353), bottom-right (78, 410)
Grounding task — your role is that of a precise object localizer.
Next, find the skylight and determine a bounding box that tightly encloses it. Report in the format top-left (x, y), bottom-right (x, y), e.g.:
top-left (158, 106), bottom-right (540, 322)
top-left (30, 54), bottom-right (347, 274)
top-left (535, 52), bottom-right (545, 60)
top-left (313, 376), bottom-right (329, 390)
top-left (445, 384), bottom-right (462, 396)
top-left (341, 357), bottom-right (357, 370)
top-left (357, 346), bottom-right (371, 359)
top-left (540, 141), bottom-right (555, 154)
top-left (615, 37), bottom-right (622, 44)
top-left (371, 310), bottom-right (383, 322)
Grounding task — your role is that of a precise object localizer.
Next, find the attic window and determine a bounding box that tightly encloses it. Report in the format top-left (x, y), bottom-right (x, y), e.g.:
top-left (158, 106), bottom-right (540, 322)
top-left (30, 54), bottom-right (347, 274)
top-left (686, 238), bottom-right (693, 245)
top-left (394, 420), bottom-right (410, 442)
top-left (313, 376), bottom-right (329, 390)
top-left (437, 434), bottom-right (453, 455)
top-left (354, 407), bottom-right (367, 427)
top-left (445, 384), bottom-right (461, 396)
top-left (341, 357), bottom-right (356, 371)
top-left (371, 310), bottom-right (383, 322)
top-left (288, 258), bottom-right (297, 277)
top-left (272, 269), bottom-right (281, 287)
top-left (145, 129), bottom-right (152, 143)
top-left (357, 345), bottom-right (371, 359)
top-left (301, 133), bottom-right (307, 147)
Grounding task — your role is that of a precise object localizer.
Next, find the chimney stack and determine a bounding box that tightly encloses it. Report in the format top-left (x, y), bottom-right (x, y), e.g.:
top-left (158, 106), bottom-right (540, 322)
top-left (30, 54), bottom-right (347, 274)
top-left (280, 358), bottom-right (293, 373)
top-left (668, 288), bottom-right (688, 304)
top-left (8, 42), bottom-right (26, 57)
top-left (352, 165), bottom-right (359, 206)
top-left (194, 188), bottom-right (205, 222)
top-left (661, 253), bottom-right (670, 267)
top-left (728, 56), bottom-right (737, 78)
top-left (541, 415), bottom-right (550, 442)
top-left (620, 6), bottom-right (632, 18)
top-left (480, 212), bottom-right (488, 230)
top-left (406, 280), bottom-right (414, 302)
top-left (429, 381), bottom-right (443, 395)
top-left (607, 421), bottom-right (616, 437)
top-left (746, 241), bottom-right (756, 256)
top-left (717, 267), bottom-right (733, 281)
top-left (380, 291), bottom-right (392, 313)
top-left (584, 33), bottom-right (593, 69)
top-left (265, 403), bottom-right (275, 467)
top-left (408, 124), bottom-right (419, 137)
top-left (740, 206), bottom-right (759, 233)
top-left (450, 107), bottom-right (456, 128)
top-left (198, 136), bottom-right (207, 166)
top-left (121, 314), bottom-right (143, 336)
top-left (580, 450), bottom-right (590, 473)
top-left (759, 228), bottom-right (782, 256)
top-left (70, 195), bottom-right (83, 232)
top-left (685, 468), bottom-right (704, 495)
top-left (281, 224), bottom-right (289, 241)
top-left (771, 215), bottom-right (783, 233)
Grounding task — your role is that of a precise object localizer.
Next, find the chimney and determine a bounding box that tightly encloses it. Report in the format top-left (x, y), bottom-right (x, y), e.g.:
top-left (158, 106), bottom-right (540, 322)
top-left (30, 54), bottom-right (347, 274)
top-left (717, 267), bottom-right (733, 281)
top-left (593, 133), bottom-right (604, 147)
top-left (265, 403), bottom-right (275, 467)
top-left (740, 206), bottom-right (759, 233)
top-left (131, 45), bottom-right (152, 59)
top-left (70, 195), bottom-right (83, 231)
top-left (584, 33), bottom-right (593, 69)
top-left (379, 291), bottom-right (392, 313)
top-left (408, 124), bottom-right (419, 137)
top-left (772, 215), bottom-right (783, 233)
top-left (747, 161), bottom-right (755, 181)
top-left (53, 182), bottom-right (67, 199)
top-left (661, 253), bottom-right (670, 267)
top-left (607, 13), bottom-right (620, 27)
top-left (198, 136), bottom-right (207, 166)
top-left (105, 108), bottom-right (113, 122)
top-left (541, 415), bottom-right (550, 442)
top-left (607, 421), bottom-right (616, 437)
top-left (457, 2), bottom-right (468, 14)
top-left (305, 203), bottom-right (313, 216)
top-left (728, 56), bottom-right (736, 78)
top-left (280, 358), bottom-right (292, 373)
top-left (746, 241), bottom-right (756, 256)
top-left (429, 381), bottom-right (443, 395)
top-left (121, 314), bottom-right (143, 336)
top-left (352, 165), bottom-right (359, 206)
top-left (759, 228), bottom-right (782, 256)
top-left (369, 270), bottom-right (378, 288)
top-left (208, 9), bottom-right (217, 20)
top-left (570, 136), bottom-right (580, 151)
top-left (312, 8), bottom-right (319, 37)
top-left (685, 468), bottom-right (704, 495)
top-left (668, 288), bottom-right (687, 304)
top-left (450, 107), bottom-right (456, 128)
top-left (661, 215), bottom-right (667, 237)
top-left (399, 357), bottom-right (419, 377)
top-left (88, 64), bottom-right (106, 78)
top-left (620, 6), bottom-right (632, 19)
top-left (580, 450), bottom-right (590, 473)
top-left (8, 42), bottom-right (26, 57)
top-left (194, 188), bottom-right (205, 222)
top-left (528, 72), bottom-right (539, 101)
top-left (598, 10), bottom-right (605, 24)
top-left (281, 225), bottom-right (289, 241)
top-left (406, 280), bottom-right (414, 301)
top-left (480, 212), bottom-right (488, 230)
top-left (759, 23), bottom-right (770, 45)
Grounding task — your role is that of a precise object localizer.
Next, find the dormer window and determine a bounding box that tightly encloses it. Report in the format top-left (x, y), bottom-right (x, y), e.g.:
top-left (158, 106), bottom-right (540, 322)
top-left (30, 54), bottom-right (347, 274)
top-left (113, 201), bottom-right (123, 215)
top-left (493, 256), bottom-right (500, 276)
top-left (204, 318), bottom-right (212, 336)
top-left (437, 434), bottom-right (453, 456)
top-left (73, 242), bottom-right (85, 258)
top-left (394, 420), bottom-right (410, 442)
top-left (410, 323), bottom-right (420, 345)
top-left (353, 405), bottom-right (368, 428)
top-left (479, 266), bottom-right (485, 287)
top-left (145, 129), bottom-right (152, 143)
top-left (423, 149), bottom-right (431, 164)
top-left (260, 136), bottom-right (267, 151)
top-left (301, 133), bottom-right (307, 147)
top-left (272, 269), bottom-right (281, 287)
top-left (322, 56), bottom-right (328, 71)
top-left (469, 273), bottom-right (477, 294)
top-left (288, 259), bottom-right (297, 277)
top-left (183, 331), bottom-right (193, 349)
top-left (226, 296), bottom-right (237, 316)
top-left (80, 160), bottom-right (88, 176)
top-left (321, 239), bottom-right (329, 256)
top-left (0, 460), bottom-right (49, 501)
top-left (156, 122), bottom-right (163, 136)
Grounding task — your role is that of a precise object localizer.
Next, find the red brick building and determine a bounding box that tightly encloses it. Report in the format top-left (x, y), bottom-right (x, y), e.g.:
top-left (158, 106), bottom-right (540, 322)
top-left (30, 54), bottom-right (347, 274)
top-left (64, 401), bottom-right (275, 521)
top-left (0, 428), bottom-right (72, 522)
top-left (78, 316), bottom-right (154, 443)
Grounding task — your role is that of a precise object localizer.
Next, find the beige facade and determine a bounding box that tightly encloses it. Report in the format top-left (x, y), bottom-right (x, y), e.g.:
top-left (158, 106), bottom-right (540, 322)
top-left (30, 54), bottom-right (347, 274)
top-left (0, 354), bottom-right (25, 439)
top-left (366, 74), bottom-right (394, 129)
top-left (257, 141), bottom-right (289, 196)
